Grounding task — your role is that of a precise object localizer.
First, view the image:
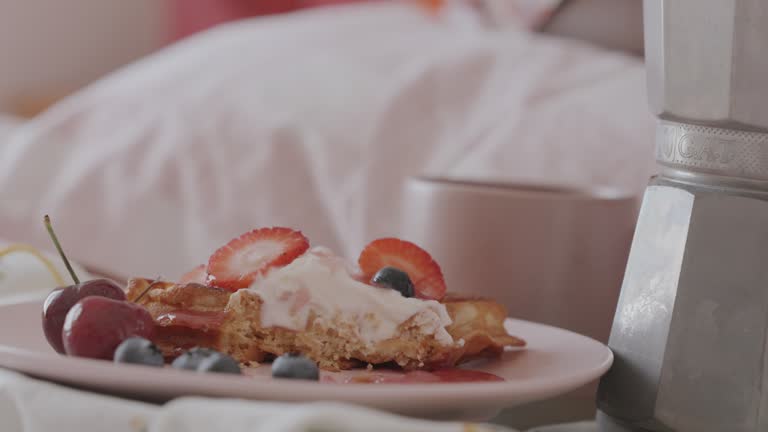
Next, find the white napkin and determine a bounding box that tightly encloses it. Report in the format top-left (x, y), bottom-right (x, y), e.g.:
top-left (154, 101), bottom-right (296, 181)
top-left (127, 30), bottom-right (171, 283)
top-left (0, 243), bottom-right (518, 432)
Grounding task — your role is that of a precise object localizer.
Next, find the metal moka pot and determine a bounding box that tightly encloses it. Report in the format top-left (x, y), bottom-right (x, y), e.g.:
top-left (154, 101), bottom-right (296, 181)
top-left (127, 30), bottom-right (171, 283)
top-left (596, 1), bottom-right (768, 431)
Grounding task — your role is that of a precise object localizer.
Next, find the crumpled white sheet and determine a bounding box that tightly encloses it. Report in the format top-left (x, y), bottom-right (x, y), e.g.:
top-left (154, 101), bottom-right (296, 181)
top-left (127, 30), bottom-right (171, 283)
top-left (0, 114), bottom-right (20, 143)
top-left (0, 368), bottom-right (515, 432)
top-left (0, 1), bottom-right (655, 280)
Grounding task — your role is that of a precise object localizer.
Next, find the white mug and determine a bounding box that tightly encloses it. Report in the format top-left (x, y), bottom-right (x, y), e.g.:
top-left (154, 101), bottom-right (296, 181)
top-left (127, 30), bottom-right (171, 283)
top-left (400, 176), bottom-right (639, 345)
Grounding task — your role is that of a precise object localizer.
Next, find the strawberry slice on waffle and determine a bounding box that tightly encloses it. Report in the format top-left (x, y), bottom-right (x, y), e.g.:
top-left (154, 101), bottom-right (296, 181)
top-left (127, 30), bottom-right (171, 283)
top-left (206, 227), bottom-right (310, 291)
top-left (179, 264), bottom-right (208, 285)
top-left (358, 238), bottom-right (447, 301)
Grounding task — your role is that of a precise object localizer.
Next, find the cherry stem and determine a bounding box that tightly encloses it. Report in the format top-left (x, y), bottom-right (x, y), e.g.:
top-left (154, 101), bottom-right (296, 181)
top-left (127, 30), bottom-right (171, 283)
top-left (134, 279), bottom-right (163, 303)
top-left (43, 215), bottom-right (80, 285)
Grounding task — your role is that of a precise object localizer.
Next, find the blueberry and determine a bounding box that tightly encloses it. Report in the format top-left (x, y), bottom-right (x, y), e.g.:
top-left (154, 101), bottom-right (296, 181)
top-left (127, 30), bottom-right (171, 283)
top-left (271, 353), bottom-right (320, 380)
top-left (370, 267), bottom-right (414, 298)
top-left (113, 337), bottom-right (164, 367)
top-left (171, 347), bottom-right (218, 371)
top-left (197, 352), bottom-right (242, 375)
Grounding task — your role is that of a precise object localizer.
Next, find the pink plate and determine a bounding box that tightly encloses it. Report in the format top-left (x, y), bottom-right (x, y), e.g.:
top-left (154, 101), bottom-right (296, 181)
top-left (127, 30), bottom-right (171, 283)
top-left (0, 300), bottom-right (612, 421)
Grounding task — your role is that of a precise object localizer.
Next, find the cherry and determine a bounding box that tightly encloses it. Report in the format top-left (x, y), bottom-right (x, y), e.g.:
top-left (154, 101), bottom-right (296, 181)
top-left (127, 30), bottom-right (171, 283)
top-left (43, 279), bottom-right (125, 354)
top-left (40, 215), bottom-right (126, 353)
top-left (62, 296), bottom-right (156, 360)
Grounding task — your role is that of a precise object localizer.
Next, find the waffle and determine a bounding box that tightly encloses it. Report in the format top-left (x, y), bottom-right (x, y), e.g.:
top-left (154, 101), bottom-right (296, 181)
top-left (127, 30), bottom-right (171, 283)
top-left (127, 278), bottom-right (524, 370)
top-left (126, 279), bottom-right (232, 360)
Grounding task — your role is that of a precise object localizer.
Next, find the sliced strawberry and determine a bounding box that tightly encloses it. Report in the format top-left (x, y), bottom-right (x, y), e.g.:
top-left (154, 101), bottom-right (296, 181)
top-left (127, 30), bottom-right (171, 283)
top-left (206, 227), bottom-right (310, 291)
top-left (358, 238), bottom-right (446, 301)
top-left (179, 264), bottom-right (208, 285)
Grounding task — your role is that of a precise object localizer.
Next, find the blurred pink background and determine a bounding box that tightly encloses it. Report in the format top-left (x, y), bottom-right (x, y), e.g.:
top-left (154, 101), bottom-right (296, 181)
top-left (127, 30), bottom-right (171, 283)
top-left (168, 0), bottom-right (377, 40)
top-left (0, 0), bottom-right (380, 116)
top-left (0, 0), bottom-right (641, 117)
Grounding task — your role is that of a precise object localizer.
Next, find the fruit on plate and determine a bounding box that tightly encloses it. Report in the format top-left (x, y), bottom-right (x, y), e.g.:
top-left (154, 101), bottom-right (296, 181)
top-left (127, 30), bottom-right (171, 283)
top-left (171, 347), bottom-right (241, 374)
top-left (128, 227), bottom-right (525, 372)
top-left (114, 337), bottom-right (164, 367)
top-left (358, 238), bottom-right (447, 301)
top-left (179, 264), bottom-right (207, 285)
top-left (43, 279), bottom-right (126, 354)
top-left (370, 266), bottom-right (415, 298)
top-left (171, 347), bottom-right (219, 370)
top-left (35, 218), bottom-right (524, 382)
top-left (40, 216), bottom-right (127, 353)
top-left (62, 296), bottom-right (156, 360)
top-left (196, 351), bottom-right (242, 375)
top-left (40, 216), bottom-right (157, 361)
top-left (271, 353), bottom-right (320, 381)
top-left (206, 227), bottom-right (309, 291)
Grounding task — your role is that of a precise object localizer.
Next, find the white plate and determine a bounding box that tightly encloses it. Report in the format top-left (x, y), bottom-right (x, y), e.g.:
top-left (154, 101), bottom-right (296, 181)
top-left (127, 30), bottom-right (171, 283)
top-left (0, 300), bottom-right (612, 421)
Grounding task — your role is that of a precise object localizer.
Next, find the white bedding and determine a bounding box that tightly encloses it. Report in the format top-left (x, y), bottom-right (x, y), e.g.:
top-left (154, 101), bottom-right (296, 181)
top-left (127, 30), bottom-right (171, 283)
top-left (0, 2), bottom-right (655, 280)
top-left (0, 115), bottom-right (20, 142)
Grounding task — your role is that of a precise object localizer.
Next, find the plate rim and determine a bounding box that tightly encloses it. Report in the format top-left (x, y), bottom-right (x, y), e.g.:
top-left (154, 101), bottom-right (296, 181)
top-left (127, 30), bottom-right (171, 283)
top-left (0, 300), bottom-right (613, 406)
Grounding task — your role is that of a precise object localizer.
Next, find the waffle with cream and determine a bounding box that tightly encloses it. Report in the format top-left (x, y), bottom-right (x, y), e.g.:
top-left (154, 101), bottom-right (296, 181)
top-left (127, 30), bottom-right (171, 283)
top-left (127, 227), bottom-right (524, 370)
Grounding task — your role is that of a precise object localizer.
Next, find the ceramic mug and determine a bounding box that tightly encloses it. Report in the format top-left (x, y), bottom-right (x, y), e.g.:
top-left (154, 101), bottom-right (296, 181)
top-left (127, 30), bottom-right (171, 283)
top-left (400, 176), bottom-right (639, 345)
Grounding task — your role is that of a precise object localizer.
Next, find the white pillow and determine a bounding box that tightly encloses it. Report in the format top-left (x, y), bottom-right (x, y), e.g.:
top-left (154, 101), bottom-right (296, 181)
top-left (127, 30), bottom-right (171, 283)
top-left (0, 2), bottom-right (655, 280)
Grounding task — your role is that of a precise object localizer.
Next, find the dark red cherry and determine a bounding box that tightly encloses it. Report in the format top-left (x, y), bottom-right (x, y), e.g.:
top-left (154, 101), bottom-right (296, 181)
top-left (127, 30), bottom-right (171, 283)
top-left (42, 279), bottom-right (125, 354)
top-left (62, 296), bottom-right (155, 360)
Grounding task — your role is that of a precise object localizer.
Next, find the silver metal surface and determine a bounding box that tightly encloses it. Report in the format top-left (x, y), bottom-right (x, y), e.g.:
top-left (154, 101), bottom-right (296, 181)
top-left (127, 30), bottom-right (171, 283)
top-left (644, 0), bottom-right (768, 132)
top-left (597, 410), bottom-right (656, 432)
top-left (598, 1), bottom-right (768, 430)
top-left (597, 183), bottom-right (768, 431)
top-left (656, 121), bottom-right (768, 182)
top-left (596, 185), bottom-right (692, 432)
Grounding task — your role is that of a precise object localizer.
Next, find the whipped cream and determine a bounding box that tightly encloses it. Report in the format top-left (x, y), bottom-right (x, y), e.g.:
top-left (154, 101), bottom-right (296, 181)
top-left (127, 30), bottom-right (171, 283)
top-left (235, 247), bottom-right (454, 346)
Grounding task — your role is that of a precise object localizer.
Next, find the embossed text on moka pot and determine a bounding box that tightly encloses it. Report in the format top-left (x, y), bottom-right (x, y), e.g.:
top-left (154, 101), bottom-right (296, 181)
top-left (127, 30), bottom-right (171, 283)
top-left (673, 134), bottom-right (737, 165)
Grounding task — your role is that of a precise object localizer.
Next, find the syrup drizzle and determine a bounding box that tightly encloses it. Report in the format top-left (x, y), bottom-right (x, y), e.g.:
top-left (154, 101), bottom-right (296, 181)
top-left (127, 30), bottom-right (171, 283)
top-left (321, 368), bottom-right (504, 384)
